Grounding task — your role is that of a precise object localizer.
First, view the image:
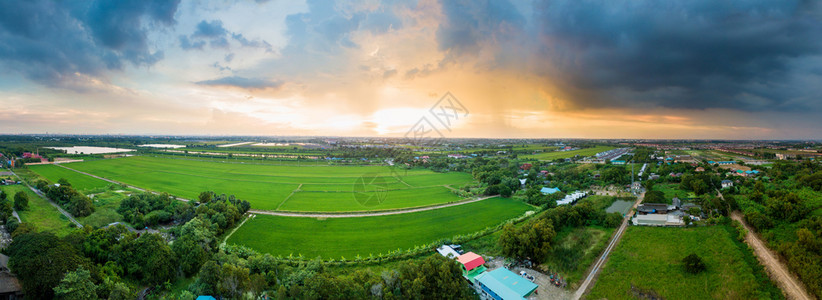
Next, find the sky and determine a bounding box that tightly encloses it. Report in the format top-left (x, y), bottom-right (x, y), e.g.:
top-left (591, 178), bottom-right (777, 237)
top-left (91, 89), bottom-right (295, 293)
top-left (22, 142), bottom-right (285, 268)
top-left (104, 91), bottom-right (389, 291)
top-left (1, 0), bottom-right (822, 139)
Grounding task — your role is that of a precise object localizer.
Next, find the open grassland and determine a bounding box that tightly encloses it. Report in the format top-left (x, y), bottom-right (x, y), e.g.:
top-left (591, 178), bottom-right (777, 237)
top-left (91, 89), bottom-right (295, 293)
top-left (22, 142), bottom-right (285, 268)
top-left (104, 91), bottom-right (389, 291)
top-left (2, 185), bottom-right (74, 236)
top-left (227, 197), bottom-right (533, 259)
top-left (587, 226), bottom-right (783, 300)
top-left (64, 156), bottom-right (474, 211)
top-left (28, 164), bottom-right (111, 191)
top-left (521, 146), bottom-right (616, 160)
top-left (544, 226), bottom-right (613, 287)
top-left (77, 189), bottom-right (132, 227)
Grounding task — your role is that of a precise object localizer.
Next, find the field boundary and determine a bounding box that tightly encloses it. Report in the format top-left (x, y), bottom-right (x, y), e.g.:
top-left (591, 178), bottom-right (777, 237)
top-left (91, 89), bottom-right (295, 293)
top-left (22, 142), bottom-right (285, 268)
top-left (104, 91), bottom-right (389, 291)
top-left (252, 195), bottom-right (498, 218)
top-left (54, 163), bottom-right (494, 218)
top-left (221, 214), bottom-right (252, 247)
top-left (276, 184), bottom-right (301, 210)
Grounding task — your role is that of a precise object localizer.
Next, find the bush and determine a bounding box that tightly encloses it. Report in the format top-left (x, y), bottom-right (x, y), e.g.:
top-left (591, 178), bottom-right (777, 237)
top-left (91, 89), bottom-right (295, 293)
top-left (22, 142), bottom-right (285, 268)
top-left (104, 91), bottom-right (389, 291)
top-left (6, 218), bottom-right (19, 233)
top-left (13, 191), bottom-right (28, 211)
top-left (682, 253), bottom-right (706, 274)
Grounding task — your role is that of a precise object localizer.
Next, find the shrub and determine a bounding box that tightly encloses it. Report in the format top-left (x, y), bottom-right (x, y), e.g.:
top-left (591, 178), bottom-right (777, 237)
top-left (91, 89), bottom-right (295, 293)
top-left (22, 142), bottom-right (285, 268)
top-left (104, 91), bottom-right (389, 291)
top-left (682, 253), bottom-right (706, 274)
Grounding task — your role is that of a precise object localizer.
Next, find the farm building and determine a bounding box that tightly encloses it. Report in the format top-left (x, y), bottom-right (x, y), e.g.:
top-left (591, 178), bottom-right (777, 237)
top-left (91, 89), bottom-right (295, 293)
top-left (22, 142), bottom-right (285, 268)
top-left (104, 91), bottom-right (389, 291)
top-left (475, 267), bottom-right (538, 300)
top-left (632, 214), bottom-right (684, 226)
top-left (0, 254), bottom-right (23, 299)
top-left (540, 187), bottom-right (560, 195)
top-left (637, 203), bottom-right (669, 214)
top-left (457, 252), bottom-right (487, 282)
top-left (721, 180), bottom-right (733, 189)
top-left (436, 245), bottom-right (461, 259)
top-left (557, 191), bottom-right (587, 205)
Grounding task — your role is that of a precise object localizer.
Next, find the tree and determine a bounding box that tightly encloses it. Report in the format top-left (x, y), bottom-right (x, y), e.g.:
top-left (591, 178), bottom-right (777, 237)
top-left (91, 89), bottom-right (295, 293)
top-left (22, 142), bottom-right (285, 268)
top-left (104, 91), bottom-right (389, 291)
top-left (605, 212), bottom-right (623, 228)
top-left (499, 218), bottom-right (556, 262)
top-left (112, 233), bottom-right (176, 285)
top-left (14, 191), bottom-right (29, 211)
top-left (682, 253), bottom-right (706, 274)
top-left (7, 232), bottom-right (90, 299)
top-left (53, 267), bottom-right (97, 300)
top-left (69, 195), bottom-right (95, 217)
top-left (643, 190), bottom-right (665, 203)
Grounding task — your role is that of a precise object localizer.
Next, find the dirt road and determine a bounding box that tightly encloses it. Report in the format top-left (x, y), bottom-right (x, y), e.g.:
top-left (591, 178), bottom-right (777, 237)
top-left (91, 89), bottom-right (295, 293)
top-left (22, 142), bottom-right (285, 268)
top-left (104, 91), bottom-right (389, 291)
top-left (573, 190), bottom-right (644, 299)
top-left (731, 212), bottom-right (814, 300)
top-left (56, 164), bottom-right (501, 219)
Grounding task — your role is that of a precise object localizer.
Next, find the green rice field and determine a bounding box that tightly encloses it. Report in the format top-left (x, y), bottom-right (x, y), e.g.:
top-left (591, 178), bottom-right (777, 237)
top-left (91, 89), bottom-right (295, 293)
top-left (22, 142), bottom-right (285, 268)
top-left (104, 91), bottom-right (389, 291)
top-left (520, 146), bottom-right (616, 160)
top-left (587, 226), bottom-right (782, 300)
top-left (58, 156), bottom-right (474, 212)
top-left (28, 164), bottom-right (111, 191)
top-left (227, 197), bottom-right (533, 258)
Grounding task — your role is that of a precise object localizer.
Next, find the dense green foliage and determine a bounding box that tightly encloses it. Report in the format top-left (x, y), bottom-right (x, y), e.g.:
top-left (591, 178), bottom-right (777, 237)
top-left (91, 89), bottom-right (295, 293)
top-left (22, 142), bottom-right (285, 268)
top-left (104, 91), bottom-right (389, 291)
top-left (499, 217), bottom-right (556, 262)
top-left (7, 232), bottom-right (92, 299)
top-left (13, 190), bottom-right (29, 210)
top-left (37, 178), bottom-right (95, 217)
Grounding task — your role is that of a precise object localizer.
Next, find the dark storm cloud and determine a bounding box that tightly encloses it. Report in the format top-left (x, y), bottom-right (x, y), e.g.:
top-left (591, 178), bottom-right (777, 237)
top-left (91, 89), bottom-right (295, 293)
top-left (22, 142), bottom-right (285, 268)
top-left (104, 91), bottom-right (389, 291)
top-left (436, 0), bottom-right (524, 56)
top-left (0, 0), bottom-right (180, 87)
top-left (436, 0), bottom-right (822, 112)
top-left (196, 76), bottom-right (283, 90)
top-left (282, 0), bottom-right (406, 55)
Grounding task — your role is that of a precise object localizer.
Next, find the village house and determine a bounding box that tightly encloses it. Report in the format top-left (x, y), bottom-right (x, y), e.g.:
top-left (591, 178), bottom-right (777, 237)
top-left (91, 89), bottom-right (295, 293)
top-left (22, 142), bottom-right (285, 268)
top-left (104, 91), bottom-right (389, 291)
top-left (721, 180), bottom-right (734, 189)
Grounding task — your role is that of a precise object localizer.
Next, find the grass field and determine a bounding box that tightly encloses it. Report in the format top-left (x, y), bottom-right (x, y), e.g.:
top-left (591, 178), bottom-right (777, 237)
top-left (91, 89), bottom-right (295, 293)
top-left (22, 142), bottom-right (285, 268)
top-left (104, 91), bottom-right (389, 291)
top-left (62, 156), bottom-right (475, 211)
top-left (28, 164), bottom-right (112, 191)
top-left (2, 185), bottom-right (74, 236)
top-left (544, 226), bottom-right (613, 287)
top-left (227, 197), bottom-right (533, 258)
top-left (520, 146), bottom-right (616, 160)
top-left (587, 226), bottom-right (783, 300)
top-left (279, 186), bottom-right (462, 212)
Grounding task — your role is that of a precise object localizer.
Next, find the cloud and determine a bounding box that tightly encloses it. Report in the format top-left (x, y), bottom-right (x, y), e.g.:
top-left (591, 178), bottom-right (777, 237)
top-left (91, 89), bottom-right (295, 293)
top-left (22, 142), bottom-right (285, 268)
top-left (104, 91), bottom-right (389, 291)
top-left (432, 0), bottom-right (822, 112)
top-left (179, 35), bottom-right (205, 50)
top-left (195, 76), bottom-right (283, 90)
top-left (181, 19), bottom-right (272, 52)
top-left (0, 0), bottom-right (180, 88)
top-left (193, 20), bottom-right (228, 38)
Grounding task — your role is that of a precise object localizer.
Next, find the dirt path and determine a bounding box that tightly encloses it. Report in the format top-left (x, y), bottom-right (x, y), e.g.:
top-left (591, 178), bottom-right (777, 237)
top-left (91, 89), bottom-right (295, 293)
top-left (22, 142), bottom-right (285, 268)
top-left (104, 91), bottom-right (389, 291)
top-left (7, 168), bottom-right (83, 228)
top-left (731, 211), bottom-right (814, 300)
top-left (55, 164), bottom-right (499, 219)
top-left (56, 164), bottom-right (193, 202)
top-left (221, 214), bottom-right (252, 246)
top-left (249, 195), bottom-right (499, 218)
top-left (573, 190), bottom-right (644, 299)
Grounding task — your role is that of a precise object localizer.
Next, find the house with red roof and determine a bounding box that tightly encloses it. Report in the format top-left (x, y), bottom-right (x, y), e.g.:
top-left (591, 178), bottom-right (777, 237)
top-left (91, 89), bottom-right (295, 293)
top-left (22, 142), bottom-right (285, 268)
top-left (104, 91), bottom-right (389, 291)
top-left (457, 252), bottom-right (487, 282)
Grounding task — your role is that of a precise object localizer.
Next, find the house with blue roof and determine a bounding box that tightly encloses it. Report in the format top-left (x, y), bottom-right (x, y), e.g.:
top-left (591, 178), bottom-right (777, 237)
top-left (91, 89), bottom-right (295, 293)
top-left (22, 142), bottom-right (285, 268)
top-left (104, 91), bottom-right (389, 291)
top-left (540, 187), bottom-right (560, 195)
top-left (475, 268), bottom-right (538, 300)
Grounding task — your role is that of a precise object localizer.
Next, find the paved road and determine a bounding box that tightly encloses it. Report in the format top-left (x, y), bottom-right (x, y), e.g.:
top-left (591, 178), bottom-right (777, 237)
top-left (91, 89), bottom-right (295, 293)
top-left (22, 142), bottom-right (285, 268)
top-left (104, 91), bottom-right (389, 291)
top-left (57, 164), bottom-right (500, 218)
top-left (731, 212), bottom-right (813, 300)
top-left (573, 190), bottom-right (644, 299)
top-left (6, 169), bottom-right (83, 228)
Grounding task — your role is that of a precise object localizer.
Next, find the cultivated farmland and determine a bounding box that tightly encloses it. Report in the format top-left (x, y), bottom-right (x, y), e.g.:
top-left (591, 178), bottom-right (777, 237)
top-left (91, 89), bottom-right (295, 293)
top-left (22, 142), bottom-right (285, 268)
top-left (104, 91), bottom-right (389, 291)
top-left (61, 156), bottom-right (474, 211)
top-left (28, 164), bottom-right (111, 191)
top-left (521, 146), bottom-right (616, 160)
top-left (227, 197), bottom-right (533, 258)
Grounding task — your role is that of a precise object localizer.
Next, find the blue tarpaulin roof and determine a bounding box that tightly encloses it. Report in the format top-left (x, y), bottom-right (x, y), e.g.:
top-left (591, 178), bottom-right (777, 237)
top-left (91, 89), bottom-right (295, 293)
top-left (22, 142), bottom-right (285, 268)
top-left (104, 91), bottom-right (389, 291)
top-left (540, 187), bottom-right (560, 195)
top-left (476, 268), bottom-right (538, 300)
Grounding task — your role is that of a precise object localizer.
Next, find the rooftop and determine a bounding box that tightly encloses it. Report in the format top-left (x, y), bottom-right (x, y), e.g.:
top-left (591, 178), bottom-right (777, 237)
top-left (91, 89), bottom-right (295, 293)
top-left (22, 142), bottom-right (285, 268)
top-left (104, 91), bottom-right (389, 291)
top-left (476, 268), bottom-right (538, 300)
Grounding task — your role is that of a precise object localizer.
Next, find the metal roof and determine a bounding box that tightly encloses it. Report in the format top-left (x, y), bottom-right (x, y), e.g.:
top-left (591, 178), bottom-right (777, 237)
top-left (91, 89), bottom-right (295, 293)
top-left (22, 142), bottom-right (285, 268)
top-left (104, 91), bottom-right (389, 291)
top-left (476, 268), bottom-right (538, 300)
top-left (457, 252), bottom-right (485, 271)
